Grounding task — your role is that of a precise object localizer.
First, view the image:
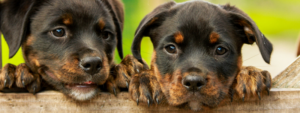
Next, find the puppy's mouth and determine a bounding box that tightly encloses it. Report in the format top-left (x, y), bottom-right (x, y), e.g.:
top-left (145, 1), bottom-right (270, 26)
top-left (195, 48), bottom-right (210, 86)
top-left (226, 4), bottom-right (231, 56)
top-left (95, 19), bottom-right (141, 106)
top-left (45, 70), bottom-right (98, 89)
top-left (65, 81), bottom-right (97, 89)
top-left (44, 70), bottom-right (100, 101)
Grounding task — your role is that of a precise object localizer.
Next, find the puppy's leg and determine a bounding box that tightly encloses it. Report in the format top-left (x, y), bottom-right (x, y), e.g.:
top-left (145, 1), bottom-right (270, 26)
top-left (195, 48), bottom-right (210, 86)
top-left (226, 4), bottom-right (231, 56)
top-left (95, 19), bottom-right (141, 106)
top-left (232, 66), bottom-right (271, 101)
top-left (0, 63), bottom-right (41, 93)
top-left (105, 55), bottom-right (147, 96)
top-left (129, 70), bottom-right (164, 106)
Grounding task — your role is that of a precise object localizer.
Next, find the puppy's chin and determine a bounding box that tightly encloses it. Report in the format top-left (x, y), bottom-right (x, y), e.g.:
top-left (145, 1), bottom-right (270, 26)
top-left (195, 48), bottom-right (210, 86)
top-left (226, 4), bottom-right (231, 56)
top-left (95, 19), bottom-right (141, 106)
top-left (66, 85), bottom-right (99, 101)
top-left (188, 101), bottom-right (203, 111)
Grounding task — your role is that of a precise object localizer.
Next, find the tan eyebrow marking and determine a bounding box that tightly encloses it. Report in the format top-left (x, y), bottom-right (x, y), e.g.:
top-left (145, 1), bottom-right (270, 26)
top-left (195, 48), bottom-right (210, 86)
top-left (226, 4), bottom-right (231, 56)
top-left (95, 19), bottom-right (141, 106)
top-left (62, 14), bottom-right (73, 25)
top-left (174, 31), bottom-right (184, 44)
top-left (99, 18), bottom-right (105, 30)
top-left (209, 32), bottom-right (220, 44)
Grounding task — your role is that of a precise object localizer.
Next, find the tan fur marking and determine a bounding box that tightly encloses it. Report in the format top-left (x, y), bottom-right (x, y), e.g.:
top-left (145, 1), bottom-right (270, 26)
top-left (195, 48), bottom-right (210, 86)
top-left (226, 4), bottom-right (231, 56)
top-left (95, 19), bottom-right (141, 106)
top-left (26, 35), bottom-right (34, 46)
top-left (239, 20), bottom-right (255, 43)
top-left (151, 51), bottom-right (157, 68)
top-left (297, 36), bottom-right (300, 56)
top-left (62, 14), bottom-right (73, 25)
top-left (174, 32), bottom-right (184, 44)
top-left (33, 59), bottom-right (40, 67)
top-left (99, 18), bottom-right (105, 30)
top-left (237, 56), bottom-right (242, 71)
top-left (209, 32), bottom-right (219, 44)
top-left (148, 17), bottom-right (158, 26)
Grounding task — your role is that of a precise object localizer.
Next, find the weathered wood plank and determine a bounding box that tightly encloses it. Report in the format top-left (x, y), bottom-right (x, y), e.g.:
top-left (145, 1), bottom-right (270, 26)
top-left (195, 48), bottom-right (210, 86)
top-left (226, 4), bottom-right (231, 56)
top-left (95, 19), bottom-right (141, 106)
top-left (273, 56), bottom-right (300, 88)
top-left (0, 88), bottom-right (300, 113)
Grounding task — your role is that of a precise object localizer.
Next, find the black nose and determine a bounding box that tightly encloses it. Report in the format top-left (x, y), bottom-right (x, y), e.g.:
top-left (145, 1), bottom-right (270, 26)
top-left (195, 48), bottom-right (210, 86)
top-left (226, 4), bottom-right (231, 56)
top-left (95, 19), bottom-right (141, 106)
top-left (182, 75), bottom-right (205, 91)
top-left (80, 57), bottom-right (102, 75)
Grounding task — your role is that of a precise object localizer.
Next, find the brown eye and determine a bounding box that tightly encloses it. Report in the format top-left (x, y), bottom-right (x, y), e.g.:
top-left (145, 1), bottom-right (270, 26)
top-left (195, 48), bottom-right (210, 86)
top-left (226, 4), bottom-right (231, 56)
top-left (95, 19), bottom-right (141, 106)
top-left (216, 46), bottom-right (227, 55)
top-left (51, 28), bottom-right (65, 37)
top-left (165, 45), bottom-right (177, 54)
top-left (102, 31), bottom-right (111, 40)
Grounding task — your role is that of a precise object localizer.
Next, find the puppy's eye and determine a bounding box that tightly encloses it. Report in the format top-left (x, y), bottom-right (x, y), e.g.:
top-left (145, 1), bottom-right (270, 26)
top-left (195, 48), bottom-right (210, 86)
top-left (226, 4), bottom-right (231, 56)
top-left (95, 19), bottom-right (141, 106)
top-left (102, 31), bottom-right (111, 40)
top-left (51, 28), bottom-right (65, 37)
top-left (215, 46), bottom-right (227, 55)
top-left (165, 45), bottom-right (177, 54)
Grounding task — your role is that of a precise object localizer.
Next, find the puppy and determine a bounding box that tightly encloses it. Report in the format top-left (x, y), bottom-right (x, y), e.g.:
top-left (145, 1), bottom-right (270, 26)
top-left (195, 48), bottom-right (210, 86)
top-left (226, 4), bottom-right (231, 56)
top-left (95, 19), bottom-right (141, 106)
top-left (0, 0), bottom-right (125, 101)
top-left (125, 1), bottom-right (272, 111)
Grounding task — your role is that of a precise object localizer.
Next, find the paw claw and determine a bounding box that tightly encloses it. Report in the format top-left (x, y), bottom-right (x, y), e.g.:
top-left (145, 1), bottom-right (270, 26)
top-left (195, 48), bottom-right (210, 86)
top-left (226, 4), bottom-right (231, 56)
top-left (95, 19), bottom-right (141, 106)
top-left (147, 99), bottom-right (150, 107)
top-left (136, 98), bottom-right (139, 106)
top-left (113, 88), bottom-right (117, 97)
top-left (22, 80), bottom-right (25, 88)
top-left (257, 92), bottom-right (261, 100)
top-left (4, 79), bottom-right (7, 87)
top-left (156, 98), bottom-right (159, 104)
top-left (126, 81), bottom-right (129, 88)
top-left (242, 95), bottom-right (245, 102)
top-left (33, 87), bottom-right (36, 94)
top-left (267, 88), bottom-right (270, 96)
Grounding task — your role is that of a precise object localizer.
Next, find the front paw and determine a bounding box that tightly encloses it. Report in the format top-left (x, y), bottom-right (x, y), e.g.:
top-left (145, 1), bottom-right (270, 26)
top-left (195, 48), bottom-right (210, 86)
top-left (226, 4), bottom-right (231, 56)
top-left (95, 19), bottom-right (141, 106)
top-left (105, 55), bottom-right (148, 96)
top-left (0, 63), bottom-right (41, 93)
top-left (232, 66), bottom-right (271, 101)
top-left (129, 70), bottom-right (164, 107)
top-left (15, 64), bottom-right (41, 94)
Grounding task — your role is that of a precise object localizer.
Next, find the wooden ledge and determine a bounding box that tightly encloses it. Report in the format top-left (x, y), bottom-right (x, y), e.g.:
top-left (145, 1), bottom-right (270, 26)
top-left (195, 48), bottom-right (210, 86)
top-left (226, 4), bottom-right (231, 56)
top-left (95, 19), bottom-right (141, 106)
top-left (1, 88), bottom-right (300, 112)
top-left (2, 57), bottom-right (300, 112)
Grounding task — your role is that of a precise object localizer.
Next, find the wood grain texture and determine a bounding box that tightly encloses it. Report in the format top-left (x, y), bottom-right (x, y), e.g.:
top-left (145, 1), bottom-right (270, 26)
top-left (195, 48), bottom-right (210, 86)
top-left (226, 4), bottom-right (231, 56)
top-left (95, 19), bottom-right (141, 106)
top-left (273, 56), bottom-right (300, 88)
top-left (0, 88), bottom-right (300, 113)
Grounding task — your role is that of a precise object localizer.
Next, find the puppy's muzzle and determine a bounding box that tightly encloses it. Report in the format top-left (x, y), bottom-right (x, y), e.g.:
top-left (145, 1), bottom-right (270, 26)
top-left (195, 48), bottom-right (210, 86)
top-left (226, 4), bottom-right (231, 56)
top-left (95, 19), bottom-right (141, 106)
top-left (79, 57), bottom-right (102, 75)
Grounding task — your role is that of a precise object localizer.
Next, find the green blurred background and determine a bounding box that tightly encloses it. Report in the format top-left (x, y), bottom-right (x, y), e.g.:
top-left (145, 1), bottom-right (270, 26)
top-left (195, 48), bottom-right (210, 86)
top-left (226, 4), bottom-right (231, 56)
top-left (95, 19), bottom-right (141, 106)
top-left (2, 0), bottom-right (300, 67)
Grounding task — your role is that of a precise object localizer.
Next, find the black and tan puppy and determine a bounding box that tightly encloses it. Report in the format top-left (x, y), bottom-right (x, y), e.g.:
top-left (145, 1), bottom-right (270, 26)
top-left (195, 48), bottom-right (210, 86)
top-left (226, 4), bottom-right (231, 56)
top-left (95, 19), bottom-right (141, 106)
top-left (0, 0), bottom-right (126, 101)
top-left (125, 1), bottom-right (273, 111)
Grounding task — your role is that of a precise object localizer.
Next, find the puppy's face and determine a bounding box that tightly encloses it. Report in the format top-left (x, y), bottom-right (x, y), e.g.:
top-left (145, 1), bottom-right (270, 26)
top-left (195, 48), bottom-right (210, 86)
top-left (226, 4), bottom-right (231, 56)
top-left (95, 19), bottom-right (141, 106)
top-left (152, 2), bottom-right (241, 108)
top-left (132, 1), bottom-right (272, 109)
top-left (1, 0), bottom-right (123, 101)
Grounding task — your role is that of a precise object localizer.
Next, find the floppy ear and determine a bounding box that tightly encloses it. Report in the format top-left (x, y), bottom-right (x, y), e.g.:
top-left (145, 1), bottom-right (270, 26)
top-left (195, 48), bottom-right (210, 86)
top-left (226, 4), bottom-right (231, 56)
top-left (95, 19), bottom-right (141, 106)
top-left (131, 1), bottom-right (176, 65)
top-left (0, 0), bottom-right (36, 58)
top-left (101, 0), bottom-right (124, 59)
top-left (0, 32), bottom-right (2, 68)
top-left (221, 4), bottom-right (273, 64)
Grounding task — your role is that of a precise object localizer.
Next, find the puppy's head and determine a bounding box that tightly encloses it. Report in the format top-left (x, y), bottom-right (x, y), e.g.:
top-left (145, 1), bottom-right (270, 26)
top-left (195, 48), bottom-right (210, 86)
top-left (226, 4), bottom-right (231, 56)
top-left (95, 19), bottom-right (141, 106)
top-left (132, 1), bottom-right (272, 110)
top-left (0, 0), bottom-right (124, 101)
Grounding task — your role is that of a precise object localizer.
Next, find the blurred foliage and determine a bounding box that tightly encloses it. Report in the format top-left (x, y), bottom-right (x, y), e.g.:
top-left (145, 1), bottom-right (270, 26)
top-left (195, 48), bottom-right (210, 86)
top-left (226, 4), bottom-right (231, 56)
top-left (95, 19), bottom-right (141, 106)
top-left (2, 0), bottom-right (300, 67)
top-left (1, 35), bottom-right (24, 67)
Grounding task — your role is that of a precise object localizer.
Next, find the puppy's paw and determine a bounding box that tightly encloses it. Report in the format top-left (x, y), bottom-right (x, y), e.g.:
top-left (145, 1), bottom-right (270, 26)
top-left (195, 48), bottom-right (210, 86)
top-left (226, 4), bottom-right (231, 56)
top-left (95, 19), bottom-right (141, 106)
top-left (0, 64), bottom-right (16, 90)
top-left (0, 63), bottom-right (41, 93)
top-left (116, 55), bottom-right (147, 88)
top-left (232, 66), bottom-right (271, 101)
top-left (129, 70), bottom-right (164, 107)
top-left (15, 64), bottom-right (41, 94)
top-left (105, 55), bottom-right (148, 96)
top-left (104, 75), bottom-right (120, 96)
